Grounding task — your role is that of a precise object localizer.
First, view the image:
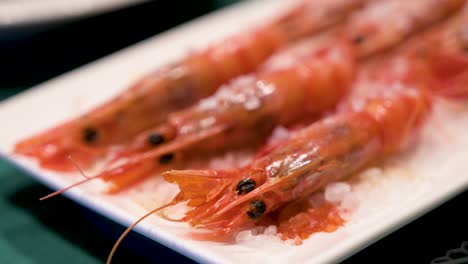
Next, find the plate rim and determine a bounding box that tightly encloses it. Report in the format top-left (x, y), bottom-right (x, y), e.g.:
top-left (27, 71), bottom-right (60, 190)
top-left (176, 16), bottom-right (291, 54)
top-left (0, 0), bottom-right (149, 28)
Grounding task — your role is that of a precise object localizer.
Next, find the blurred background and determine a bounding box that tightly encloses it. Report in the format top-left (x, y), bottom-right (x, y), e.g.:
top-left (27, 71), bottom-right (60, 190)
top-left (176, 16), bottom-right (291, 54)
top-left (0, 0), bottom-right (467, 263)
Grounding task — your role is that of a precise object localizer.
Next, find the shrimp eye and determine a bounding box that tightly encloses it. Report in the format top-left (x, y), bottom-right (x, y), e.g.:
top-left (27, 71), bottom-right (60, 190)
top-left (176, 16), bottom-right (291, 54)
top-left (352, 35), bottom-right (365, 45)
top-left (148, 133), bottom-right (165, 146)
top-left (159, 153), bottom-right (174, 164)
top-left (457, 28), bottom-right (468, 51)
top-left (236, 178), bottom-right (256, 195)
top-left (83, 127), bottom-right (98, 143)
top-left (247, 200), bottom-right (266, 219)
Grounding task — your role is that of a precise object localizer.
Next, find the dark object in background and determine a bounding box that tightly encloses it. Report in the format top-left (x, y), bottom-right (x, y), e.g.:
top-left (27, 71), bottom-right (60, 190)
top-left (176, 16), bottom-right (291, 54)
top-left (0, 0), bottom-right (220, 94)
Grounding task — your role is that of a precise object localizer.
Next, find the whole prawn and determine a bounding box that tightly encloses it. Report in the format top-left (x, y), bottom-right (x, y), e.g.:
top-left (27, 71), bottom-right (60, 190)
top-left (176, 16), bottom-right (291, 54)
top-left (88, 0), bottom-right (466, 193)
top-left (13, 0), bottom-right (367, 171)
top-left (105, 7), bottom-right (468, 262)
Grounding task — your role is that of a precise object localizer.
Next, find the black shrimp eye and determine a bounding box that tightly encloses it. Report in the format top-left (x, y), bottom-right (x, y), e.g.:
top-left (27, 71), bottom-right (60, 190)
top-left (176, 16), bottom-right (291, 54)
top-left (352, 34), bottom-right (365, 45)
top-left (236, 178), bottom-right (256, 195)
top-left (159, 153), bottom-right (174, 164)
top-left (246, 200), bottom-right (266, 219)
top-left (457, 27), bottom-right (468, 51)
top-left (148, 133), bottom-right (165, 146)
top-left (82, 127), bottom-right (98, 143)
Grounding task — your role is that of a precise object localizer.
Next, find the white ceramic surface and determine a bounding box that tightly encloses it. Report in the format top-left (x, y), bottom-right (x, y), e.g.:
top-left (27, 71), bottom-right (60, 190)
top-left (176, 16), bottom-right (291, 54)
top-left (0, 0), bottom-right (148, 27)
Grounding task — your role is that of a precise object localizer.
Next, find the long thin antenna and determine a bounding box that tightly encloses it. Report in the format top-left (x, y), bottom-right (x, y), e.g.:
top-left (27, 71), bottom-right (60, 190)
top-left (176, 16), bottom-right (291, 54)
top-left (67, 156), bottom-right (90, 179)
top-left (39, 156), bottom-right (100, 200)
top-left (106, 202), bottom-right (176, 264)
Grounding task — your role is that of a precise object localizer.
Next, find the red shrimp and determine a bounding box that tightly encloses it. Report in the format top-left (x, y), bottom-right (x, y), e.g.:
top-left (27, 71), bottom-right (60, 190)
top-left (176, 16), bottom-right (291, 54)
top-left (13, 0), bottom-right (367, 172)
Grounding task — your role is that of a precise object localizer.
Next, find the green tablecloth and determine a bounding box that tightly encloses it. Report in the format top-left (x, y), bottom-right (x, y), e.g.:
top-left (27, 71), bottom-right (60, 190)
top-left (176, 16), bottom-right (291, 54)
top-left (0, 158), bottom-right (195, 263)
top-left (0, 161), bottom-right (101, 264)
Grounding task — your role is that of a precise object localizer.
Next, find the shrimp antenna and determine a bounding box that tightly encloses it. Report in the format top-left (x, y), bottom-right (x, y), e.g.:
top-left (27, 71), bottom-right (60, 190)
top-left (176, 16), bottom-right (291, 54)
top-left (160, 211), bottom-right (185, 222)
top-left (67, 156), bottom-right (90, 179)
top-left (106, 202), bottom-right (178, 264)
top-left (39, 157), bottom-right (103, 201)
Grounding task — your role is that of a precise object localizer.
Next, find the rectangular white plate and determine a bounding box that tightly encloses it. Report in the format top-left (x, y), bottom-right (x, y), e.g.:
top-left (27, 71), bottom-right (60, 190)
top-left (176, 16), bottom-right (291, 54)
top-left (2, 0), bottom-right (468, 263)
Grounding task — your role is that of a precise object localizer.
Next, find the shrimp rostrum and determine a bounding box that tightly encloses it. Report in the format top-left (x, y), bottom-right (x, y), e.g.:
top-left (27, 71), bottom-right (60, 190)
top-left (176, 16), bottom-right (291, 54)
top-left (13, 0), bottom-right (367, 171)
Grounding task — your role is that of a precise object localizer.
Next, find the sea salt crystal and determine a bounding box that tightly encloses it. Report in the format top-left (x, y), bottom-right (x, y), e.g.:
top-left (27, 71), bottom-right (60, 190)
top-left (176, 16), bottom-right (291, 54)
top-left (269, 126), bottom-right (290, 142)
top-left (263, 225), bottom-right (277, 236)
top-left (168, 66), bottom-right (186, 79)
top-left (200, 117), bottom-right (216, 128)
top-left (244, 97), bottom-right (261, 111)
top-left (285, 236), bottom-right (302, 246)
top-left (324, 182), bottom-right (352, 204)
top-left (209, 153), bottom-right (237, 169)
top-left (329, 47), bottom-right (345, 62)
top-left (251, 227), bottom-right (262, 236)
top-left (43, 144), bottom-right (57, 156)
top-left (236, 230), bottom-right (254, 243)
top-left (256, 80), bottom-right (275, 96)
top-left (359, 167), bottom-right (384, 182)
top-left (198, 97), bottom-right (218, 110)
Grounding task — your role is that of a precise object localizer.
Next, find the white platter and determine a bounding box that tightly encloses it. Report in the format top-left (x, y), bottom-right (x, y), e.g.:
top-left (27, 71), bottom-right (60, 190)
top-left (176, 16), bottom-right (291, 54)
top-left (0, 0), bottom-right (148, 27)
top-left (1, 0), bottom-right (468, 263)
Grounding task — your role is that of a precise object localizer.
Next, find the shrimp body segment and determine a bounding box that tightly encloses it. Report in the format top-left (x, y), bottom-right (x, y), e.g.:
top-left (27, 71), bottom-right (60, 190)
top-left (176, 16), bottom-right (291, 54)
top-left (14, 0), bottom-right (367, 171)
